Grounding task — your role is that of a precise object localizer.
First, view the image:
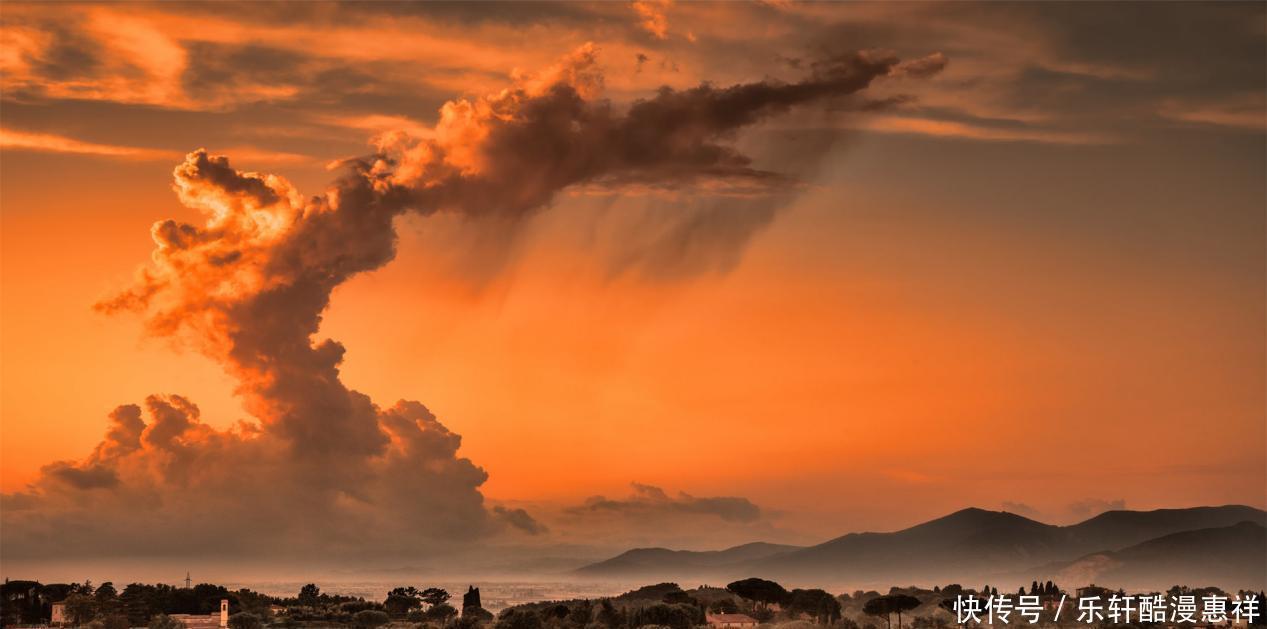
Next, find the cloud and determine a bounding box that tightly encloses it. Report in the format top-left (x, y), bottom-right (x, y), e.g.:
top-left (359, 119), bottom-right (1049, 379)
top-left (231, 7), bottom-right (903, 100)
top-left (1001, 501), bottom-right (1042, 519)
top-left (1068, 498), bottom-right (1127, 519)
top-left (0, 128), bottom-right (311, 165)
top-left (857, 115), bottom-right (1113, 145)
top-left (891, 52), bottom-right (948, 79)
top-left (568, 482), bottom-right (762, 523)
top-left (372, 43), bottom-right (937, 276)
top-left (0, 128), bottom-right (179, 159)
top-left (632, 0), bottom-right (671, 39)
top-left (206, 146), bottom-right (314, 165)
top-left (1, 43), bottom-right (935, 562)
top-left (1158, 94), bottom-right (1267, 131)
top-left (493, 506), bottom-right (549, 535)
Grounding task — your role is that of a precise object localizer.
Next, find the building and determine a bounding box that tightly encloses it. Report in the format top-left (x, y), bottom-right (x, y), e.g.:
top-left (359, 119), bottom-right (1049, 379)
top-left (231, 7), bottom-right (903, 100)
top-left (169, 599), bottom-right (229, 629)
top-left (462, 586), bottom-right (481, 610)
top-left (707, 613), bottom-right (760, 629)
top-left (50, 601), bottom-right (66, 625)
top-left (1075, 585), bottom-right (1114, 600)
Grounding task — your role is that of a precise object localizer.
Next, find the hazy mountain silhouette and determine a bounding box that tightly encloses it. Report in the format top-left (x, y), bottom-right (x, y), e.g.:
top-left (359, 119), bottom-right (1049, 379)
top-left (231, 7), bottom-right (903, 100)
top-left (1044, 520), bottom-right (1267, 590)
top-left (1062, 505), bottom-right (1266, 554)
top-left (574, 505), bottom-right (1266, 589)
top-left (754, 508), bottom-right (1069, 585)
top-left (574, 542), bottom-right (801, 579)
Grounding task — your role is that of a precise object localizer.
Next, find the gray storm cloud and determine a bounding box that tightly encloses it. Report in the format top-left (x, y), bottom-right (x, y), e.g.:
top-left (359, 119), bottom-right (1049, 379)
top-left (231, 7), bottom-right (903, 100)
top-left (569, 483), bottom-right (764, 524)
top-left (0, 45), bottom-right (942, 561)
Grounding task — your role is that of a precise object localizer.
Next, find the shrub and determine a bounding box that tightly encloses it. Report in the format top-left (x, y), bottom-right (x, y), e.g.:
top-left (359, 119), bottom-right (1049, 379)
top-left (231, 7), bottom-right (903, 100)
top-left (355, 609), bottom-right (392, 628)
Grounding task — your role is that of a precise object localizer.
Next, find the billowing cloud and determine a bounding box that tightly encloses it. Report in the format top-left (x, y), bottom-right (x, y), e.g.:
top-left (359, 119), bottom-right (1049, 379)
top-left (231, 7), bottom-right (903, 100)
top-left (0, 44), bottom-right (936, 562)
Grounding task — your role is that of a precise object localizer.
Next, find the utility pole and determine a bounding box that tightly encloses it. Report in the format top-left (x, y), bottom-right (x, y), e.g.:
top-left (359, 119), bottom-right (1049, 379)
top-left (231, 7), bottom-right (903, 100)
top-left (185, 572), bottom-right (192, 589)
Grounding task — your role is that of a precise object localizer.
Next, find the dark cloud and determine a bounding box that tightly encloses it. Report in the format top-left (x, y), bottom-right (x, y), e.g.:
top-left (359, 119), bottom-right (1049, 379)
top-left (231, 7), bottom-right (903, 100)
top-left (1001, 501), bottom-right (1042, 519)
top-left (43, 462), bottom-right (118, 490)
top-left (494, 506), bottom-right (549, 535)
top-left (891, 52), bottom-right (948, 79)
top-left (174, 150), bottom-right (281, 207)
top-left (379, 44), bottom-right (936, 275)
top-left (28, 21), bottom-right (101, 81)
top-left (182, 43), bottom-right (309, 91)
top-left (569, 483), bottom-right (763, 523)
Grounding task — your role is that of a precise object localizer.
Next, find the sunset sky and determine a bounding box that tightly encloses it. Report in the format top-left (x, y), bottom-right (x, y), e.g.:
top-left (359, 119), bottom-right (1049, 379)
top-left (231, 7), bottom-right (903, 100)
top-left (1, 2), bottom-right (1264, 579)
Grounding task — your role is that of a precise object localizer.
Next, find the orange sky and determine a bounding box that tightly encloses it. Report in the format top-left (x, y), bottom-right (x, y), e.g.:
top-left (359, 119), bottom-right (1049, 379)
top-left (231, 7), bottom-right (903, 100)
top-left (1, 2), bottom-right (1264, 554)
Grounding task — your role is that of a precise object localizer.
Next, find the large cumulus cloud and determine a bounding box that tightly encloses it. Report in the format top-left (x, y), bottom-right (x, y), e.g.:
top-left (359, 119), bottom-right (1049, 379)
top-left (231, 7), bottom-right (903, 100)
top-left (0, 45), bottom-right (940, 562)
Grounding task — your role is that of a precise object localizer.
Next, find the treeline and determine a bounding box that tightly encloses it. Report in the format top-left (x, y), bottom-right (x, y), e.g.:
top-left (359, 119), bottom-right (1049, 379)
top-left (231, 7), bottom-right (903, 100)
top-left (0, 580), bottom-right (480, 629)
top-left (0, 580), bottom-right (288, 627)
top-left (488, 579), bottom-right (841, 629)
top-left (490, 578), bottom-right (1267, 629)
top-left (6, 577), bottom-right (1266, 629)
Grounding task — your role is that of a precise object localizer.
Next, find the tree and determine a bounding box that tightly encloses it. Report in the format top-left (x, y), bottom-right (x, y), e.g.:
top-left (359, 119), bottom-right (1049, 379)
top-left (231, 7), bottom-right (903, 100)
top-left (865, 597), bottom-right (892, 629)
top-left (99, 615), bottom-right (130, 629)
top-left (148, 614), bottom-right (184, 629)
top-left (864, 595), bottom-right (921, 629)
top-left (627, 603), bottom-right (700, 629)
top-left (94, 583), bottom-right (122, 618)
top-left (788, 589), bottom-right (842, 625)
top-left (228, 612), bottom-right (263, 629)
top-left (454, 614), bottom-right (490, 629)
top-left (120, 583), bottom-right (153, 625)
top-left (463, 606), bottom-right (494, 624)
top-left (421, 588), bottom-right (451, 608)
top-left (385, 587), bottom-right (423, 618)
top-left (495, 608), bottom-right (543, 629)
top-left (889, 595), bottom-right (921, 629)
top-left (596, 600), bottom-right (625, 629)
top-left (96, 583), bottom-right (119, 601)
top-left (65, 593), bottom-right (99, 624)
top-left (353, 609), bottom-right (390, 628)
top-left (426, 604), bottom-right (459, 624)
top-left (710, 599), bottom-right (740, 614)
top-left (298, 584), bottom-right (321, 607)
top-left (663, 591), bottom-right (698, 607)
top-left (726, 578), bottom-right (790, 609)
top-left (568, 601), bottom-right (594, 626)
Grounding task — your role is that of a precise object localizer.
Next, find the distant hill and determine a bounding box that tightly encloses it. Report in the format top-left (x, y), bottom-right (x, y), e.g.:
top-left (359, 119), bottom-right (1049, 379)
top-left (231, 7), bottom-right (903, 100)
top-left (1045, 520), bottom-right (1267, 590)
top-left (755, 508), bottom-right (1070, 586)
top-left (573, 505), bottom-right (1267, 589)
top-left (575, 542), bottom-right (801, 579)
top-left (1063, 505), bottom-right (1267, 555)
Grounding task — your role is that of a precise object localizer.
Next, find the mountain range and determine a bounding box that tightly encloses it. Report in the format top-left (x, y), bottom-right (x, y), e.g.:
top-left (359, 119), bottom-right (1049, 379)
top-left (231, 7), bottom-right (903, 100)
top-left (574, 505), bottom-right (1267, 590)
